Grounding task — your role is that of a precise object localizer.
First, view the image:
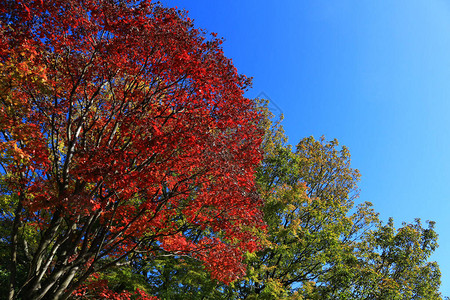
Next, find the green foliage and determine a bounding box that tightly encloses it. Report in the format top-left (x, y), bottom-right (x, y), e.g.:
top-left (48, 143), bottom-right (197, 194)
top-left (142, 256), bottom-right (229, 300)
top-left (314, 218), bottom-right (442, 299)
top-left (236, 114), bottom-right (369, 298)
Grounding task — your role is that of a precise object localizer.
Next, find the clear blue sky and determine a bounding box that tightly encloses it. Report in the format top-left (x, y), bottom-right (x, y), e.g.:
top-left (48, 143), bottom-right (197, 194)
top-left (164, 0), bottom-right (450, 295)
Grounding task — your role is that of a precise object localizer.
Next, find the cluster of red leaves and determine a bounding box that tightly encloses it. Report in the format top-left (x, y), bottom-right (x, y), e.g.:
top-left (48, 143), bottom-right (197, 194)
top-left (1, 0), bottom-right (264, 296)
top-left (161, 231), bottom-right (260, 284)
top-left (72, 273), bottom-right (158, 300)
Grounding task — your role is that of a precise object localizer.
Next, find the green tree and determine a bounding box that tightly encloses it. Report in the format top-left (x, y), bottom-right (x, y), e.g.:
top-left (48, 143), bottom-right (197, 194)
top-left (234, 131), bottom-right (372, 299)
top-left (310, 218), bottom-right (441, 300)
top-left (236, 114), bottom-right (443, 299)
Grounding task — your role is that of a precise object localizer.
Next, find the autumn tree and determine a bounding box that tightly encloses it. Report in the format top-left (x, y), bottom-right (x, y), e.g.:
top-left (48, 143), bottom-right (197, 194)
top-left (0, 1), bottom-right (264, 299)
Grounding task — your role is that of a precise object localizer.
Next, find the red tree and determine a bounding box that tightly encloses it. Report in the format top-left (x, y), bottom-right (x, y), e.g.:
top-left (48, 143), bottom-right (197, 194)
top-left (0, 1), bottom-right (264, 299)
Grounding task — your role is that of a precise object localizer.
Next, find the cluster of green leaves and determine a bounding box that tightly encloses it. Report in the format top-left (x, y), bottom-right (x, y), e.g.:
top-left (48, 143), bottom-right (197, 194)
top-left (316, 218), bottom-right (441, 299)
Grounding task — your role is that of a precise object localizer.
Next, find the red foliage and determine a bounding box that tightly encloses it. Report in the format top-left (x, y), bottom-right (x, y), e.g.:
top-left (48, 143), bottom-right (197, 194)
top-left (73, 273), bottom-right (158, 300)
top-left (1, 0), bottom-right (263, 298)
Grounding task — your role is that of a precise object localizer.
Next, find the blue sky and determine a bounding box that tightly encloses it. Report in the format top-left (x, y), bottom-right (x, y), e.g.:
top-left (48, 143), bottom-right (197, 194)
top-left (164, 0), bottom-right (450, 295)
